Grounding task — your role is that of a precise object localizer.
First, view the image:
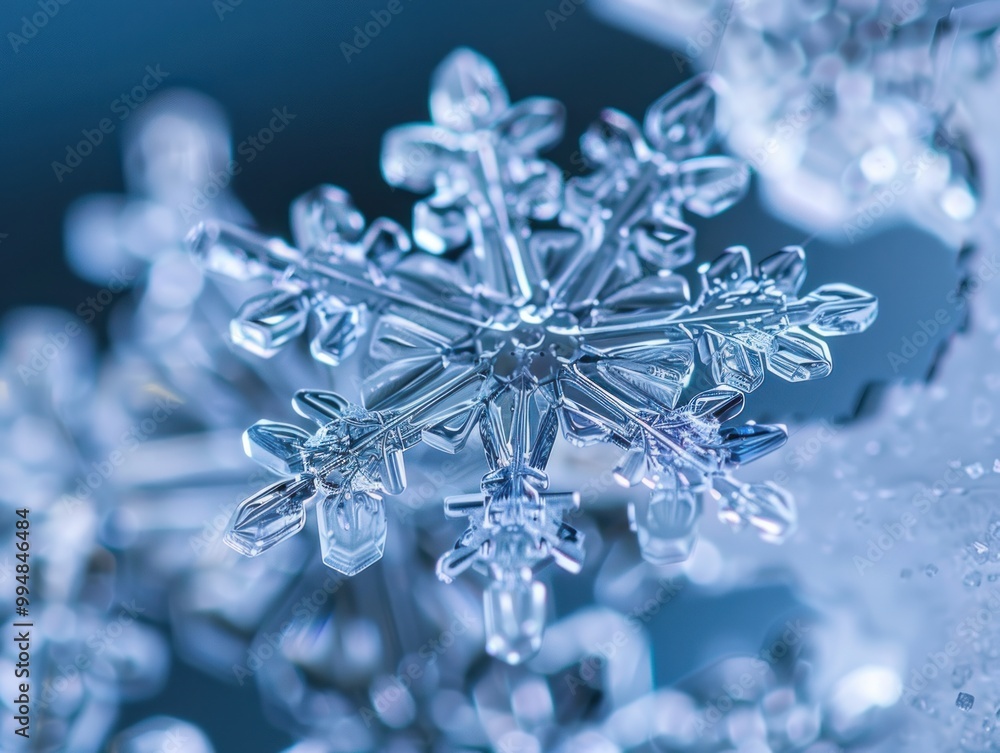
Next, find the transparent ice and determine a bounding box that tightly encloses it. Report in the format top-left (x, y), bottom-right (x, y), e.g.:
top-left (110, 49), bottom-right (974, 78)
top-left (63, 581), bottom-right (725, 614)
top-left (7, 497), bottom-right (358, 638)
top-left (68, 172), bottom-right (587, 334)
top-left (191, 48), bottom-right (877, 663)
top-left (61, 89), bottom-right (358, 688)
top-left (57, 87), bottom-right (510, 752)
top-left (110, 716), bottom-right (214, 753)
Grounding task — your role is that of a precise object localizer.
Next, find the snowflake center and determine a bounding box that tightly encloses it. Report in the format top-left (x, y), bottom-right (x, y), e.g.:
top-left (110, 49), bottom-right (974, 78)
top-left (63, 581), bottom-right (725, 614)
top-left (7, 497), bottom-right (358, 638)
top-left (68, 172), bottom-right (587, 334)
top-left (485, 306), bottom-right (580, 383)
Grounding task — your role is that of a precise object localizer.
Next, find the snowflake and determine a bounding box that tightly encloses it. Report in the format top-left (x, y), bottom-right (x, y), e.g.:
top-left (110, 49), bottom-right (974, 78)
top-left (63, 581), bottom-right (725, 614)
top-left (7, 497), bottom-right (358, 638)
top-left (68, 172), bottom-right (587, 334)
top-left (189, 48), bottom-right (877, 663)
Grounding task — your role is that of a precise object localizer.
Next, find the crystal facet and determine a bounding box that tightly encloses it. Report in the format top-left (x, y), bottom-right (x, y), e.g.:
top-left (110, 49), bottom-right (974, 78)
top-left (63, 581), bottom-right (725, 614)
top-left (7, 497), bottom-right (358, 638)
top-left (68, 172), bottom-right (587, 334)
top-left (193, 49), bottom-right (875, 662)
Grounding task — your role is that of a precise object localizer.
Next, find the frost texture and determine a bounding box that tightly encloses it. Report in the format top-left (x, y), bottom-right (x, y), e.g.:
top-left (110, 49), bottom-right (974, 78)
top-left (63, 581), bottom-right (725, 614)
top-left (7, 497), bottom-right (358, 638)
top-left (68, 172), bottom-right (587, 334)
top-left (710, 241), bottom-right (1000, 752)
top-left (191, 48), bottom-right (876, 663)
top-left (593, 0), bottom-right (999, 244)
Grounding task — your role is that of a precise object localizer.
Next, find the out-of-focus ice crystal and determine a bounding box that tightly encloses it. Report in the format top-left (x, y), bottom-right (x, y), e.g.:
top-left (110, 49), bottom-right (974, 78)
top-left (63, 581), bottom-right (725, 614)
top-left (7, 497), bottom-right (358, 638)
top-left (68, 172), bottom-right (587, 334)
top-left (710, 207), bottom-right (1000, 750)
top-left (254, 522), bottom-right (902, 752)
top-left (61, 88), bottom-right (340, 686)
top-left (190, 48), bottom-right (876, 663)
top-left (110, 716), bottom-right (214, 753)
top-left (592, 0), bottom-right (999, 246)
top-left (0, 310), bottom-right (170, 752)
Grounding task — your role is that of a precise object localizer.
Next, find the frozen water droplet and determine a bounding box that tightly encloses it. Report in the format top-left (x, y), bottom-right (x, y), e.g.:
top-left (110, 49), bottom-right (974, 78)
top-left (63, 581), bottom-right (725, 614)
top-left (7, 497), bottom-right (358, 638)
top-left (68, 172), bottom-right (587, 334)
top-left (317, 488), bottom-right (387, 576)
top-left (957, 692), bottom-right (975, 711)
top-left (925, 564), bottom-right (939, 578)
top-left (483, 579), bottom-right (546, 665)
top-left (964, 571), bottom-right (983, 588)
top-left (629, 484), bottom-right (700, 565)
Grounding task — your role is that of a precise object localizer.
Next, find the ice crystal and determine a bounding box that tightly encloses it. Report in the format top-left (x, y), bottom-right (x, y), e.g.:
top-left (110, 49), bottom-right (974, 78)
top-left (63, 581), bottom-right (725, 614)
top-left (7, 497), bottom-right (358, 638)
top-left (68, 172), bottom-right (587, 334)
top-left (709, 227), bottom-right (1000, 751)
top-left (593, 0), bottom-right (999, 245)
top-left (190, 48), bottom-right (876, 662)
top-left (63, 89), bottom-right (324, 684)
top-left (0, 311), bottom-right (170, 750)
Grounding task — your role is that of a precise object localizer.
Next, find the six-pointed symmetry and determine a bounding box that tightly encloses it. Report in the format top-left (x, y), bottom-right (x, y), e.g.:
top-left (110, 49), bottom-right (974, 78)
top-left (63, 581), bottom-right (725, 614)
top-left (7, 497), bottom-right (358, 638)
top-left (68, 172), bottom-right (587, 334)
top-left (190, 48), bottom-right (877, 663)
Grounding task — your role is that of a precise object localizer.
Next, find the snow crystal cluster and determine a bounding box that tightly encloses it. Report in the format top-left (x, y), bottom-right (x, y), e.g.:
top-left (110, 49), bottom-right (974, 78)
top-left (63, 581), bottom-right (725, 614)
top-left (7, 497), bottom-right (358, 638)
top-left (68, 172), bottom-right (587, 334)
top-left (593, 0), bottom-right (999, 246)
